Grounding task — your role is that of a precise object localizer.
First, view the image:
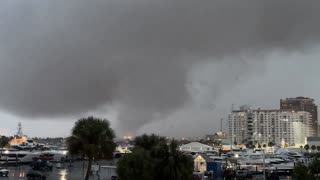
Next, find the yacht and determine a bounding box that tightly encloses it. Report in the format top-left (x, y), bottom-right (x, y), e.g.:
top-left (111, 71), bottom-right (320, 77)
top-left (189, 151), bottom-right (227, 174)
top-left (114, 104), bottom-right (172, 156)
top-left (0, 150), bottom-right (37, 164)
top-left (0, 149), bottom-right (67, 164)
top-left (237, 152), bottom-right (272, 172)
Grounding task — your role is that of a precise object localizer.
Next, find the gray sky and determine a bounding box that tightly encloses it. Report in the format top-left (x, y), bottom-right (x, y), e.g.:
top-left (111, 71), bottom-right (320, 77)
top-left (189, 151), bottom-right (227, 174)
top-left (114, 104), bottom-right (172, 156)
top-left (0, 1), bottom-right (320, 137)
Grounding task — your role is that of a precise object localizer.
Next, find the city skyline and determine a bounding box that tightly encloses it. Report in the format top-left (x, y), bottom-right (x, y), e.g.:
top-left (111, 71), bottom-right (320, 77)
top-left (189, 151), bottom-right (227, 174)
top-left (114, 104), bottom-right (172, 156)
top-left (1, 1), bottom-right (320, 138)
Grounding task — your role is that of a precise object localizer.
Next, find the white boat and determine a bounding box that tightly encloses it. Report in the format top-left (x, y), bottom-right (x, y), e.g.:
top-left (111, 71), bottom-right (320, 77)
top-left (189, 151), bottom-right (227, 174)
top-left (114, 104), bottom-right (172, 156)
top-left (0, 150), bottom-right (37, 164)
top-left (236, 152), bottom-right (272, 172)
top-left (0, 149), bottom-right (67, 164)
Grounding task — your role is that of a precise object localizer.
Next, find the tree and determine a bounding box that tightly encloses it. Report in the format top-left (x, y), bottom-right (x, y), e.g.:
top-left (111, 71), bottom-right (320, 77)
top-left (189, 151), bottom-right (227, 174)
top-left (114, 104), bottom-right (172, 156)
top-left (117, 134), bottom-right (193, 180)
top-left (317, 145), bottom-right (320, 152)
top-left (117, 148), bottom-right (154, 180)
top-left (234, 141), bottom-right (238, 145)
top-left (300, 145), bottom-right (303, 154)
top-left (268, 142), bottom-right (274, 147)
top-left (66, 117), bottom-right (116, 180)
top-left (263, 144), bottom-right (267, 148)
top-left (311, 145), bottom-right (316, 153)
top-left (0, 136), bottom-right (9, 148)
top-left (206, 139), bottom-right (214, 146)
top-left (293, 159), bottom-right (320, 180)
top-left (246, 141), bottom-right (254, 149)
top-left (134, 134), bottom-right (166, 150)
top-left (258, 144), bottom-right (261, 149)
top-left (0, 136), bottom-right (10, 158)
top-left (213, 140), bottom-right (222, 147)
top-left (309, 158), bottom-right (320, 177)
top-left (293, 162), bottom-right (313, 180)
top-left (154, 140), bottom-right (193, 180)
top-left (304, 144), bottom-right (310, 152)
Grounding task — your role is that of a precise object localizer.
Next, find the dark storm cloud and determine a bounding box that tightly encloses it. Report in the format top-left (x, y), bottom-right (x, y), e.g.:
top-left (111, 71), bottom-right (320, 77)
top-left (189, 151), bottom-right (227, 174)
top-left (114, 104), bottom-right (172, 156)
top-left (0, 0), bottom-right (319, 133)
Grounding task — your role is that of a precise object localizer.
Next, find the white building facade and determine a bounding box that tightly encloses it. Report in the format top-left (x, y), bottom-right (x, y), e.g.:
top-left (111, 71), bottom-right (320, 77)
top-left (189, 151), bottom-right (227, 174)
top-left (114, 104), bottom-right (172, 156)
top-left (180, 142), bottom-right (213, 152)
top-left (228, 107), bottom-right (311, 146)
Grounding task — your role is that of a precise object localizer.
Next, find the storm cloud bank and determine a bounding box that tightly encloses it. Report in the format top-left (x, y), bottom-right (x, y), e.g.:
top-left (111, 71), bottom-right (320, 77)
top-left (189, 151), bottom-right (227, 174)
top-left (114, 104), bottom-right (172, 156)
top-left (0, 0), bottom-right (319, 133)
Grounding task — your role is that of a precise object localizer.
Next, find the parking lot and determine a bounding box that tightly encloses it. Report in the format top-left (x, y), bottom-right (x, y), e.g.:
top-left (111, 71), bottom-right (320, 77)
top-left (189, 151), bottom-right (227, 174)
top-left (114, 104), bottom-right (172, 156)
top-left (1, 161), bottom-right (101, 180)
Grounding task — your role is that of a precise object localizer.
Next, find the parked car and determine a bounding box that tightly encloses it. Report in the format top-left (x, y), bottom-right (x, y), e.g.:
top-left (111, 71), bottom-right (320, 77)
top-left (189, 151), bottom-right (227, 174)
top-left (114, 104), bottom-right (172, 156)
top-left (236, 170), bottom-right (247, 180)
top-left (111, 176), bottom-right (119, 180)
top-left (222, 169), bottom-right (236, 179)
top-left (265, 169), bottom-right (292, 180)
top-left (26, 170), bottom-right (46, 180)
top-left (265, 169), bottom-right (280, 180)
top-left (236, 169), bottom-right (252, 179)
top-left (0, 167), bottom-right (9, 177)
top-left (246, 169), bottom-right (253, 178)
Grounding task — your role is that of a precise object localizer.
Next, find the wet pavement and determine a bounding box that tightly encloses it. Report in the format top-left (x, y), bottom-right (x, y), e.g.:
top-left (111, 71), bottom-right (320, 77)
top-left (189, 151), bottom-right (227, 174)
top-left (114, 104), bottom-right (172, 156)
top-left (2, 162), bottom-right (293, 180)
top-left (2, 161), bottom-right (108, 180)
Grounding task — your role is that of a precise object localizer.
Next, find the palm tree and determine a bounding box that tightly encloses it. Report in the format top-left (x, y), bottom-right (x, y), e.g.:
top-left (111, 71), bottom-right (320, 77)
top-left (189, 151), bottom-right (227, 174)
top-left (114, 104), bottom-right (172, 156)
top-left (117, 134), bottom-right (193, 180)
top-left (154, 140), bottom-right (193, 180)
top-left (263, 144), bottom-right (267, 148)
top-left (134, 134), bottom-right (166, 150)
top-left (117, 148), bottom-right (154, 180)
top-left (258, 144), bottom-right (261, 149)
top-left (311, 145), bottom-right (316, 153)
top-left (309, 157), bottom-right (320, 177)
top-left (234, 142), bottom-right (238, 146)
top-left (317, 146), bottom-right (320, 152)
top-left (304, 144), bottom-right (310, 152)
top-left (268, 142), bottom-right (274, 147)
top-left (66, 117), bottom-right (116, 180)
top-left (246, 141), bottom-right (253, 149)
top-left (293, 162), bottom-right (312, 180)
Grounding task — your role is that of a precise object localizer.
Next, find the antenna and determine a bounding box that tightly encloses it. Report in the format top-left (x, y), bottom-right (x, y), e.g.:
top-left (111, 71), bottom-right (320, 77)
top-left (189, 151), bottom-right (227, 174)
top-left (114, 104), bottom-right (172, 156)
top-left (17, 122), bottom-right (23, 137)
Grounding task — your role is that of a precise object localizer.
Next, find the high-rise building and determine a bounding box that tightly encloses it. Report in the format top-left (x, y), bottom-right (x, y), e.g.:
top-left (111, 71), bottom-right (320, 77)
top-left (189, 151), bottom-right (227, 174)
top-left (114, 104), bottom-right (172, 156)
top-left (280, 97), bottom-right (318, 136)
top-left (228, 107), bottom-right (311, 146)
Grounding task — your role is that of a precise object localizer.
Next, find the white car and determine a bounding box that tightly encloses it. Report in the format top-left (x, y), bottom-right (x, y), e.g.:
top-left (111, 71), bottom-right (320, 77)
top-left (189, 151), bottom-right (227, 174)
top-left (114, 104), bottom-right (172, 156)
top-left (0, 167), bottom-right (9, 177)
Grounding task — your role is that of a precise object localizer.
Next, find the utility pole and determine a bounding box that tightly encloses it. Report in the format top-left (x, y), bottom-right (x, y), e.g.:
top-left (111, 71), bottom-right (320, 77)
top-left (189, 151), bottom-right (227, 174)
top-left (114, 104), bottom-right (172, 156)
top-left (263, 148), bottom-right (266, 180)
top-left (230, 104), bottom-right (235, 153)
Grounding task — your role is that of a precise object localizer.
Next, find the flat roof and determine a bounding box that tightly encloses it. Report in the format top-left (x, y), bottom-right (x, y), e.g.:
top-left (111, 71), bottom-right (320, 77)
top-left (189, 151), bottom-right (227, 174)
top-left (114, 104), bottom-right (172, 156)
top-left (307, 137), bottom-right (320, 141)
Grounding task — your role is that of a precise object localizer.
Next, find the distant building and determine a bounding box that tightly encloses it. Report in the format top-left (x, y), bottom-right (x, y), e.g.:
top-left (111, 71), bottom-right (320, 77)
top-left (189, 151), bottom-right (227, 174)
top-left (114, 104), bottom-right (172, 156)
top-left (194, 153), bottom-right (221, 173)
top-left (180, 142), bottom-right (213, 152)
top-left (280, 97), bottom-right (318, 136)
top-left (292, 112), bottom-right (311, 145)
top-left (205, 132), bottom-right (227, 141)
top-left (228, 106), bottom-right (312, 146)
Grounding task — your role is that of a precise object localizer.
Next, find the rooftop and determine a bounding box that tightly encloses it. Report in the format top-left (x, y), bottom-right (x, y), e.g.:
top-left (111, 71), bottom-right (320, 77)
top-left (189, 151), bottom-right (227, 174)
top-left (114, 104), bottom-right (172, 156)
top-left (307, 137), bottom-right (320, 141)
top-left (281, 97), bottom-right (314, 101)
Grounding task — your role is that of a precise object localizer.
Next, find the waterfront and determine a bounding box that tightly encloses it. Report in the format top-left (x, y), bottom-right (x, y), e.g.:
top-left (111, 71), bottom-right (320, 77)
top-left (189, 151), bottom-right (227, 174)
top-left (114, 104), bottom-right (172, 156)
top-left (2, 162), bottom-right (293, 180)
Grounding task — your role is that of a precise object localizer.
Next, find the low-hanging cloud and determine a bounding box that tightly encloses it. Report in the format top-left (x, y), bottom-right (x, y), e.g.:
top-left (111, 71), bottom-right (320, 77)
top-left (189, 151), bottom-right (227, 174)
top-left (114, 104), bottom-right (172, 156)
top-left (0, 0), bottom-right (319, 134)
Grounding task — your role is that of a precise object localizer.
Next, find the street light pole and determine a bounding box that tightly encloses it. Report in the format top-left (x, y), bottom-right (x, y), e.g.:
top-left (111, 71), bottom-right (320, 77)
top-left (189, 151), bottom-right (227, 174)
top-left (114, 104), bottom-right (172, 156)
top-left (263, 149), bottom-right (266, 180)
top-left (4, 150), bottom-right (9, 168)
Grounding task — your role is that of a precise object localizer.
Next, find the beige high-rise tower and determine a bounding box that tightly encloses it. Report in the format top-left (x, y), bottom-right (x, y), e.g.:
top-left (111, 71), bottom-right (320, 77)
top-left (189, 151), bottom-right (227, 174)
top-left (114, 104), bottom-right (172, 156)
top-left (280, 97), bottom-right (318, 136)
